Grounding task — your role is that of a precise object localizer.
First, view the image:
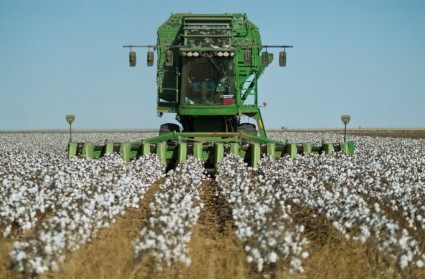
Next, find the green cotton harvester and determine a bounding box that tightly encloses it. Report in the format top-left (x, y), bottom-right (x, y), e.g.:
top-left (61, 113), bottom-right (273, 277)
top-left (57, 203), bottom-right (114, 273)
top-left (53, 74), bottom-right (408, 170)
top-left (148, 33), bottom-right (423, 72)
top-left (67, 13), bottom-right (354, 170)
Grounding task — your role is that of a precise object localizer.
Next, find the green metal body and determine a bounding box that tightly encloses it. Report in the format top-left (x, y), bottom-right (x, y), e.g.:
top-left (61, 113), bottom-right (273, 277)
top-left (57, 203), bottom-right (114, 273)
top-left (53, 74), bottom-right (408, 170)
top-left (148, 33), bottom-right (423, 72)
top-left (68, 13), bottom-right (355, 170)
top-left (68, 132), bottom-right (355, 170)
top-left (156, 13), bottom-right (269, 137)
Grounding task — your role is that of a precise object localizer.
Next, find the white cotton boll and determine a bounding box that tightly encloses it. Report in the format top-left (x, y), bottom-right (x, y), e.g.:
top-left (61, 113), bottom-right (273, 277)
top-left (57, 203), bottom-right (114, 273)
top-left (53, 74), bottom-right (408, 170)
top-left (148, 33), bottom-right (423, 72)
top-left (399, 255), bottom-right (409, 269)
top-left (184, 257), bottom-right (192, 266)
top-left (269, 251), bottom-right (278, 263)
top-left (416, 260), bottom-right (424, 268)
top-left (3, 225), bottom-right (12, 237)
top-left (245, 227), bottom-right (253, 237)
top-left (297, 225), bottom-right (305, 233)
top-left (14, 250), bottom-right (27, 262)
top-left (251, 248), bottom-right (261, 259)
top-left (44, 244), bottom-right (53, 255)
top-left (399, 237), bottom-right (408, 250)
top-left (43, 175), bottom-right (51, 183)
top-left (50, 261), bottom-right (59, 271)
top-left (268, 238), bottom-right (277, 247)
top-left (409, 240), bottom-right (417, 248)
top-left (257, 260), bottom-right (264, 272)
top-left (284, 232), bottom-right (292, 244)
top-left (344, 221), bottom-right (353, 229)
top-left (373, 202), bottom-right (380, 212)
top-left (290, 258), bottom-right (302, 270)
top-left (244, 245), bottom-right (251, 252)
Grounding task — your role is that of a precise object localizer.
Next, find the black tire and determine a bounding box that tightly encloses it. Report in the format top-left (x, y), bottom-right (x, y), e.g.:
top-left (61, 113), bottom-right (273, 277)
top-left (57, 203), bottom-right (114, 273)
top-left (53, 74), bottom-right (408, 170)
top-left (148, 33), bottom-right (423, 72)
top-left (237, 123), bottom-right (257, 136)
top-left (159, 123), bottom-right (180, 135)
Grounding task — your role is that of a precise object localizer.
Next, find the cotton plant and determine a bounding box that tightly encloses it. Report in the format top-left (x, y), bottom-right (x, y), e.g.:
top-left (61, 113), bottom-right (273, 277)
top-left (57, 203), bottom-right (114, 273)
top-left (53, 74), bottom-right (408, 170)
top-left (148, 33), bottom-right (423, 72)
top-left (133, 157), bottom-right (204, 270)
top-left (216, 154), bottom-right (309, 274)
top-left (2, 131), bottom-right (425, 275)
top-left (258, 135), bottom-right (425, 271)
top-left (6, 152), bottom-right (163, 275)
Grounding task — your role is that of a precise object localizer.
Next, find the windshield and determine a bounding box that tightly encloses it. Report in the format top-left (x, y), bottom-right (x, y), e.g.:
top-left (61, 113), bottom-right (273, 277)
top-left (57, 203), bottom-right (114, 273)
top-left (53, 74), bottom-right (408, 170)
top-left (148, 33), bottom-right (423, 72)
top-left (181, 56), bottom-right (235, 105)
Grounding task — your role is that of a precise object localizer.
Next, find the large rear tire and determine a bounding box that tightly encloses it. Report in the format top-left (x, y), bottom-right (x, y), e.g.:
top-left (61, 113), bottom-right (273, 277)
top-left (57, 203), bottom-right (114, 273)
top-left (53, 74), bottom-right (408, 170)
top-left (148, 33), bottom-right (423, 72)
top-left (159, 123), bottom-right (180, 135)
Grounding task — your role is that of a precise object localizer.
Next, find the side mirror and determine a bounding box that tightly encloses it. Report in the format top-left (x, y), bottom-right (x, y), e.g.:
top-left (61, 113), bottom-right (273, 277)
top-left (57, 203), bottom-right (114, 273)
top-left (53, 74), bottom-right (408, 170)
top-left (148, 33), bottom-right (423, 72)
top-left (244, 50), bottom-right (251, 66)
top-left (279, 51), bottom-right (286, 67)
top-left (165, 50), bottom-right (173, 66)
top-left (147, 51), bottom-right (154, 67)
top-left (261, 52), bottom-right (269, 67)
top-left (129, 51), bottom-right (136, 67)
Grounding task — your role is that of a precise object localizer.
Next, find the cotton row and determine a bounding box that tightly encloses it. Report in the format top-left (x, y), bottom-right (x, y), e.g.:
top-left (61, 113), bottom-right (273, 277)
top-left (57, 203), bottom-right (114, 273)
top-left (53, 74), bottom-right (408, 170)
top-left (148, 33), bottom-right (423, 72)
top-left (133, 157), bottom-right (204, 270)
top-left (7, 154), bottom-right (164, 275)
top-left (258, 138), bottom-right (425, 270)
top-left (216, 154), bottom-right (309, 274)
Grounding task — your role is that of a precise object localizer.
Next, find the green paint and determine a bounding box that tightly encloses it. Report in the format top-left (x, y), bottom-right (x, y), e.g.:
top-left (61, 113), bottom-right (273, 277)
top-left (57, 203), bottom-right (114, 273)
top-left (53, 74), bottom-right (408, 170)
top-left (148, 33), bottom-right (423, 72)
top-left (178, 142), bottom-right (187, 164)
top-left (120, 143), bottom-right (131, 163)
top-left (82, 143), bottom-right (95, 159)
top-left (250, 143), bottom-right (260, 170)
top-left (69, 13), bottom-right (355, 171)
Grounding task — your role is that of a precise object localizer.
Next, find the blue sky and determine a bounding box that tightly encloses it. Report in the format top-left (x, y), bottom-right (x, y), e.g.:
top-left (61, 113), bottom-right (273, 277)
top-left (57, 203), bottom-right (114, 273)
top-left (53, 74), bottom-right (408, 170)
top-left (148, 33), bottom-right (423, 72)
top-left (1, 0), bottom-right (424, 130)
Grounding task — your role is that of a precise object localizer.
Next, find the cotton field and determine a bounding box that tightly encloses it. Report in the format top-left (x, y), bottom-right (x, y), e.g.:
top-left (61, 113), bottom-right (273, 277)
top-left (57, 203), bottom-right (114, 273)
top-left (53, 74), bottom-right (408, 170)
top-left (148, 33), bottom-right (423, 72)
top-left (1, 131), bottom-right (425, 278)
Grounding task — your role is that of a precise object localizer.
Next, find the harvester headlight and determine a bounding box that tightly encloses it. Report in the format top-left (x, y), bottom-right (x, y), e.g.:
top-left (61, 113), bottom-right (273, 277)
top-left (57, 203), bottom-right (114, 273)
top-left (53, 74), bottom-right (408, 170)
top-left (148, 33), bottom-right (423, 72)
top-left (223, 52), bottom-right (229, 57)
top-left (147, 51), bottom-right (155, 67)
top-left (193, 51), bottom-right (199, 57)
top-left (217, 51), bottom-right (223, 57)
top-left (230, 52), bottom-right (235, 57)
top-left (180, 51), bottom-right (187, 57)
top-left (187, 52), bottom-right (193, 57)
top-left (129, 51), bottom-right (136, 67)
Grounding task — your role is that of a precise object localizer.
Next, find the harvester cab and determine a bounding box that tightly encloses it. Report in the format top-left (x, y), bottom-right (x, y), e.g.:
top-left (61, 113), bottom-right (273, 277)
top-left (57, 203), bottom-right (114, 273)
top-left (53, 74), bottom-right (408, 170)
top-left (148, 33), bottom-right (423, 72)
top-left (68, 13), bottom-right (354, 170)
top-left (126, 14), bottom-right (290, 138)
